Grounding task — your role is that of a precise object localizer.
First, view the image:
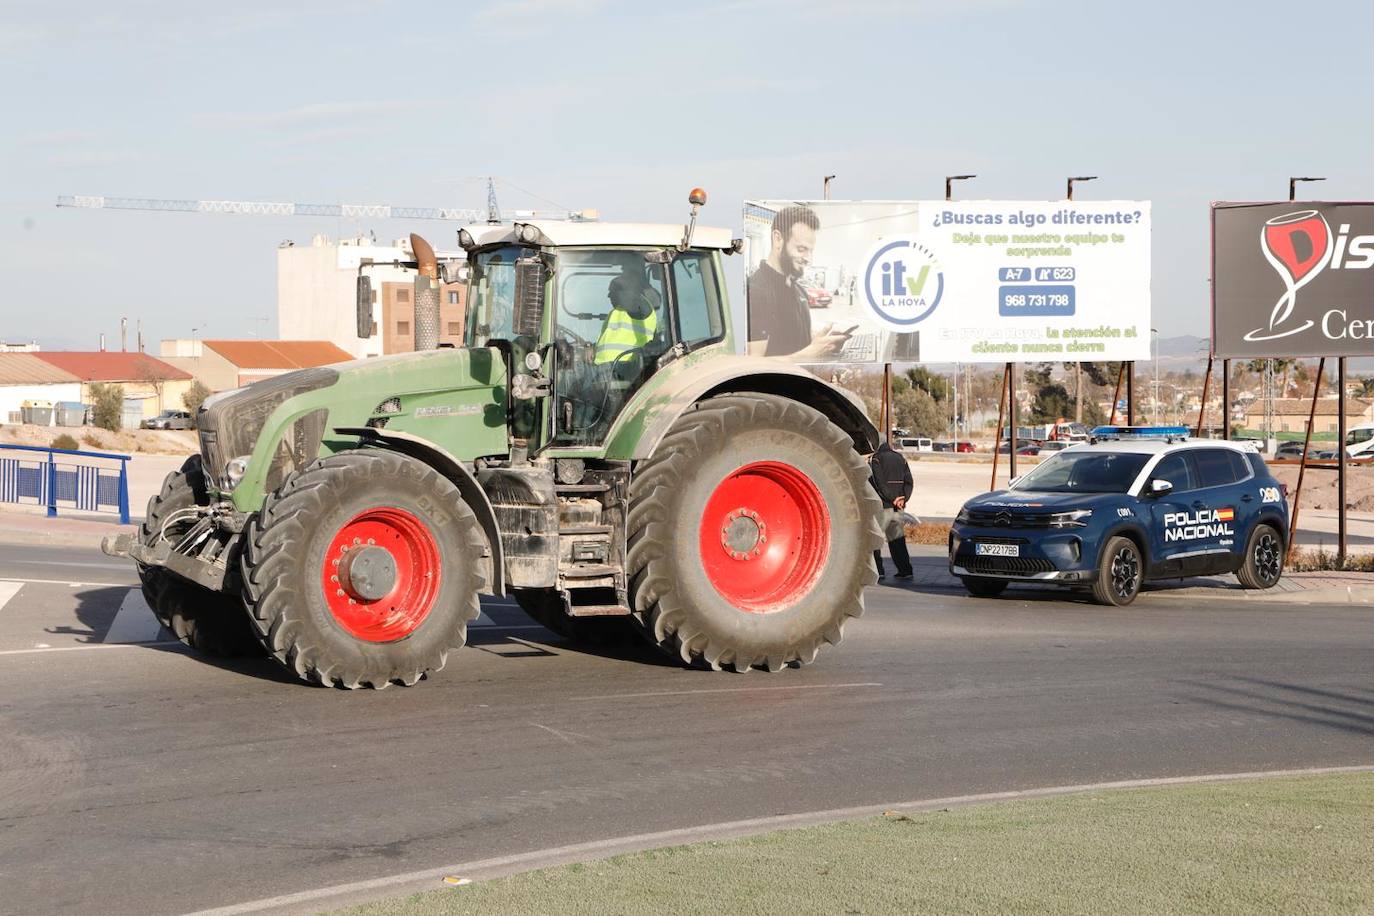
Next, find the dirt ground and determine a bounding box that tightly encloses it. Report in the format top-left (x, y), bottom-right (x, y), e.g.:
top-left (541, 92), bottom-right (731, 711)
top-left (1270, 463), bottom-right (1374, 512)
top-left (0, 423), bottom-right (197, 456)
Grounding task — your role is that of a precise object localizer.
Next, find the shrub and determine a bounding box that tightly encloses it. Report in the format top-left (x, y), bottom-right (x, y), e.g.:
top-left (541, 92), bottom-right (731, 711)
top-left (50, 433), bottom-right (80, 451)
top-left (90, 382), bottom-right (125, 432)
top-left (182, 380), bottom-right (211, 413)
top-left (1288, 547), bottom-right (1374, 573)
top-left (81, 433), bottom-right (102, 448)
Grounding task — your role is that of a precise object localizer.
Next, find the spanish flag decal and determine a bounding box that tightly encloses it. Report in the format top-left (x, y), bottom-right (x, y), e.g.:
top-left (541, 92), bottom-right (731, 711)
top-left (1216, 507), bottom-right (1235, 522)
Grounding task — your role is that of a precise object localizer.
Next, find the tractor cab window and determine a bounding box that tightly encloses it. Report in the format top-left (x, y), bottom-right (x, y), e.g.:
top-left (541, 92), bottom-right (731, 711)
top-left (671, 250), bottom-right (726, 349)
top-left (465, 245), bottom-right (523, 348)
top-left (552, 248), bottom-right (668, 447)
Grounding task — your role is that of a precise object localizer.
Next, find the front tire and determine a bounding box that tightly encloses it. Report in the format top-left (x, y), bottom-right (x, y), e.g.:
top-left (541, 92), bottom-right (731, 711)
top-left (138, 455), bottom-right (259, 656)
top-left (1091, 535), bottom-right (1142, 606)
top-left (1236, 523), bottom-right (1284, 590)
top-left (240, 450), bottom-right (486, 688)
top-left (626, 394), bottom-right (882, 671)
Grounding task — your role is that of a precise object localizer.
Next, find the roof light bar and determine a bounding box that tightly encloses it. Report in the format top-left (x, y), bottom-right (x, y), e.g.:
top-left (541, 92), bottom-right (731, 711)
top-left (1090, 425), bottom-right (1191, 440)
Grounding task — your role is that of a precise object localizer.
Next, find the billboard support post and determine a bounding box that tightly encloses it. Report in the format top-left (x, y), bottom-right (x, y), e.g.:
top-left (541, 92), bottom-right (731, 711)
top-left (1338, 357), bottom-right (1348, 562)
top-left (991, 363), bottom-right (1009, 491)
top-left (1222, 360), bottom-right (1231, 440)
top-left (1008, 362), bottom-right (1019, 481)
top-left (1125, 361), bottom-right (1135, 425)
top-left (1287, 357), bottom-right (1325, 562)
top-left (881, 362), bottom-right (892, 445)
top-left (1196, 355), bottom-right (1213, 436)
top-left (1109, 362), bottom-right (1125, 425)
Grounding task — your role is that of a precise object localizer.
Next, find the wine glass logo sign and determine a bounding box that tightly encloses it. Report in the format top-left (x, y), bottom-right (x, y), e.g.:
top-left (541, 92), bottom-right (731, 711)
top-left (1244, 210), bottom-right (1332, 342)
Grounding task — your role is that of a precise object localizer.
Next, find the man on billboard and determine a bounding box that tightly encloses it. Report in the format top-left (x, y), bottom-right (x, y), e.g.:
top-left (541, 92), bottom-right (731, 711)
top-left (747, 205), bottom-right (852, 360)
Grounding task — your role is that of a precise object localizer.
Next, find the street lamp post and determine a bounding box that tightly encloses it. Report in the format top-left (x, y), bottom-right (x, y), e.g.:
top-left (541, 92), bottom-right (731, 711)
top-left (1067, 176), bottom-right (1098, 423)
top-left (945, 175), bottom-right (975, 445)
top-left (823, 175), bottom-right (836, 200)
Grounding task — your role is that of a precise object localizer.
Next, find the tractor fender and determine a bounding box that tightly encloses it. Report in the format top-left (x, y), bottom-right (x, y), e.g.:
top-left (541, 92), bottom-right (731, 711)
top-left (605, 356), bottom-right (880, 460)
top-left (333, 426), bottom-right (505, 596)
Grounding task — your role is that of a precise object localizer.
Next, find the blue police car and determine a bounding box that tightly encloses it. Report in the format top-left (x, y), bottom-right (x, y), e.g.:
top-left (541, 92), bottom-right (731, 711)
top-left (949, 427), bottom-right (1289, 606)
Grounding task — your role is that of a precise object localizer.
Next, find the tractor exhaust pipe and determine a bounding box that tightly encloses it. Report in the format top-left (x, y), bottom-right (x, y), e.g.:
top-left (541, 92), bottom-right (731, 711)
top-left (410, 233), bottom-right (440, 351)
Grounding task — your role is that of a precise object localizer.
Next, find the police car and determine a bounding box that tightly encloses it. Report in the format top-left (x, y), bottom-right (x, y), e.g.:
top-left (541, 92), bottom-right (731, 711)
top-left (949, 427), bottom-right (1289, 606)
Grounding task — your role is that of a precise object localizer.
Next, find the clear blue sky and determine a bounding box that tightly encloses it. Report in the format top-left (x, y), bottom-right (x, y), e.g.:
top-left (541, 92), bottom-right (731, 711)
top-left (3, 0), bottom-right (1371, 350)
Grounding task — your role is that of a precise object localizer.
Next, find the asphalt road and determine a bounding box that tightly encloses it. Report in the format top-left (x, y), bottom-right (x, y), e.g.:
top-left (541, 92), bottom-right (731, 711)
top-left (1, 544), bottom-right (1372, 915)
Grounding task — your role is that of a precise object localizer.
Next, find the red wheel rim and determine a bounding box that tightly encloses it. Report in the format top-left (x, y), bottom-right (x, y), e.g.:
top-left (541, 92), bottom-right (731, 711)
top-left (320, 507), bottom-right (442, 642)
top-left (699, 461), bottom-right (831, 613)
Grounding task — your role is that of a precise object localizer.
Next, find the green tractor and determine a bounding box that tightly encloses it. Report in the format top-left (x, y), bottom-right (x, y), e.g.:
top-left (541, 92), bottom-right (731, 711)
top-left (106, 190), bottom-right (882, 688)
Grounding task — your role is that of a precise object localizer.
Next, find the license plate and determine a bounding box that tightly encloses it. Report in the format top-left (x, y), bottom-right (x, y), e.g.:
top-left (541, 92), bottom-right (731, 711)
top-left (975, 542), bottom-right (1019, 557)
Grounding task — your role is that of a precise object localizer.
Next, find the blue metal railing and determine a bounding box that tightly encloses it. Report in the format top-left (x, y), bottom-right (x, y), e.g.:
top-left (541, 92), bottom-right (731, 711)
top-left (0, 444), bottom-right (131, 524)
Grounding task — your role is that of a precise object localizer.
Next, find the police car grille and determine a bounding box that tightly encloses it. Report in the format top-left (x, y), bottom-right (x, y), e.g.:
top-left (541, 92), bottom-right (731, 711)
top-left (966, 509), bottom-right (1057, 528)
top-left (959, 555), bottom-right (1057, 575)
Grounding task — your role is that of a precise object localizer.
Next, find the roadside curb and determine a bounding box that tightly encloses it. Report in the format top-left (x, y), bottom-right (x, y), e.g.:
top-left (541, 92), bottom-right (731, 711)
top-left (190, 763), bottom-right (1374, 916)
top-left (0, 521), bottom-right (133, 550)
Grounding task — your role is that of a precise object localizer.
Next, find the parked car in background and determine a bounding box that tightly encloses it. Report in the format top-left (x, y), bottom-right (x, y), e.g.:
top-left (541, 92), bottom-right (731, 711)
top-left (1346, 423), bottom-right (1374, 460)
top-left (953, 441), bottom-right (976, 453)
top-left (997, 441), bottom-right (1042, 456)
top-left (899, 437), bottom-right (934, 453)
top-left (801, 285), bottom-right (832, 308)
top-left (1274, 441), bottom-right (1305, 460)
top-left (933, 441), bottom-right (954, 452)
top-left (1036, 440), bottom-right (1075, 457)
top-left (141, 409), bottom-right (194, 430)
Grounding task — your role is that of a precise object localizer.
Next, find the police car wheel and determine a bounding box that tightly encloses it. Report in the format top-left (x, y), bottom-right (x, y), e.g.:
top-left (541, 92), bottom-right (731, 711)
top-left (960, 576), bottom-right (1007, 598)
top-left (1236, 523), bottom-right (1284, 590)
top-left (1091, 535), bottom-right (1141, 606)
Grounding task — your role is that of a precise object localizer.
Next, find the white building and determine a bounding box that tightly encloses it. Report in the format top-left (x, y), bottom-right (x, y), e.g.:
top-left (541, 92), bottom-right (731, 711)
top-left (277, 235), bottom-right (464, 359)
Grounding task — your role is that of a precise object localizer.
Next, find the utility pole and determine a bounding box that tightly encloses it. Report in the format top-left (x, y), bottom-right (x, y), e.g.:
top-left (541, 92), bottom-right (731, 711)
top-left (120, 316), bottom-right (127, 352)
top-left (823, 175), bottom-right (836, 200)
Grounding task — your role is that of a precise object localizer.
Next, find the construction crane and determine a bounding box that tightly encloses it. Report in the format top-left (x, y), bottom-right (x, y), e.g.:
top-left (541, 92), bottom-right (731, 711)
top-left (56, 178), bottom-right (596, 224)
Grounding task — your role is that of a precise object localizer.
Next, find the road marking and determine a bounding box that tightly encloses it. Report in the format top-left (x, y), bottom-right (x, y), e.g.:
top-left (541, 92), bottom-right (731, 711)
top-left (0, 576), bottom-right (136, 588)
top-left (0, 641), bottom-right (183, 656)
top-left (190, 762), bottom-right (1374, 916)
top-left (0, 581), bottom-right (22, 615)
top-left (570, 682), bottom-right (883, 701)
top-left (103, 589), bottom-right (167, 644)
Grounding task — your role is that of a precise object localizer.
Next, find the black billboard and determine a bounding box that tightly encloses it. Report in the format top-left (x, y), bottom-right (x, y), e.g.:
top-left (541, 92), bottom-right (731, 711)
top-left (1212, 201), bottom-right (1374, 358)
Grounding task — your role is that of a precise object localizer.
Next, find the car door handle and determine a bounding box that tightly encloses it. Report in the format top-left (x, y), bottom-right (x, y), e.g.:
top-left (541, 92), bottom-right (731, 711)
top-left (1241, 494), bottom-right (1254, 503)
top-left (1191, 501), bottom-right (1206, 509)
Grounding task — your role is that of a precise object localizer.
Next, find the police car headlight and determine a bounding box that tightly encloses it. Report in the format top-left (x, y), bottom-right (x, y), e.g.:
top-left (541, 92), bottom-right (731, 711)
top-left (955, 508), bottom-right (971, 524)
top-left (1048, 509), bottom-right (1093, 528)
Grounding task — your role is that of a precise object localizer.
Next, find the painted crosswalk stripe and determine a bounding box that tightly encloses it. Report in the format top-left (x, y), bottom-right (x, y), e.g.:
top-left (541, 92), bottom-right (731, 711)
top-left (0, 581), bottom-right (22, 615)
top-left (104, 589), bottom-right (167, 644)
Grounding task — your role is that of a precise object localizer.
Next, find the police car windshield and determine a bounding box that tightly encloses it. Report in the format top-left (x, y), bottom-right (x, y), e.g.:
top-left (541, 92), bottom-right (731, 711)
top-left (1010, 452), bottom-right (1151, 494)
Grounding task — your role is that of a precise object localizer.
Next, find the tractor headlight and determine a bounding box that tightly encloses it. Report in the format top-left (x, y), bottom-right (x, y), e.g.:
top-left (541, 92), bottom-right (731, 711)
top-left (224, 455), bottom-right (251, 490)
top-left (1048, 509), bottom-right (1093, 528)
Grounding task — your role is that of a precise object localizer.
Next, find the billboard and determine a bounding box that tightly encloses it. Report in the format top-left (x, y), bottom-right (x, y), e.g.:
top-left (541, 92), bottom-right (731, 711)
top-left (1213, 202), bottom-right (1374, 358)
top-left (744, 200), bottom-right (1151, 365)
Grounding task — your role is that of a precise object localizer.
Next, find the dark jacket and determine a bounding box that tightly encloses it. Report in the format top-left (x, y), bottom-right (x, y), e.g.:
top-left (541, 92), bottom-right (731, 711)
top-left (869, 442), bottom-right (913, 508)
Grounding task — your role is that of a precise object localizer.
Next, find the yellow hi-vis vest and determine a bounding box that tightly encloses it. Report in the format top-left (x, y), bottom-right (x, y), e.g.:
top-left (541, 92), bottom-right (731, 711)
top-left (594, 307), bottom-right (658, 364)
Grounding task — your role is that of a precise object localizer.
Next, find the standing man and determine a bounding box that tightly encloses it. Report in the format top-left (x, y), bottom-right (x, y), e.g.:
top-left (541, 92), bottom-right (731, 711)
top-left (747, 205), bottom-right (851, 361)
top-left (869, 440), bottom-right (914, 581)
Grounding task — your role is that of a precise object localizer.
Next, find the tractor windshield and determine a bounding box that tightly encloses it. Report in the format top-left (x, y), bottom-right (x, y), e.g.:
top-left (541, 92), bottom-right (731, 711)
top-left (464, 245), bottom-right (523, 347)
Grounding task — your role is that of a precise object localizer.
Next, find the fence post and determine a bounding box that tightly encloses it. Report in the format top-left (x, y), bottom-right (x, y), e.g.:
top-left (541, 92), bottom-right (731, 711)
top-left (117, 458), bottom-right (130, 525)
top-left (46, 450), bottom-right (57, 518)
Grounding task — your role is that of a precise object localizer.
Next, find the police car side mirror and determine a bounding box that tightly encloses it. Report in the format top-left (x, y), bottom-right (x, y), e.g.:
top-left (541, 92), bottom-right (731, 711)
top-left (1147, 478), bottom-right (1173, 498)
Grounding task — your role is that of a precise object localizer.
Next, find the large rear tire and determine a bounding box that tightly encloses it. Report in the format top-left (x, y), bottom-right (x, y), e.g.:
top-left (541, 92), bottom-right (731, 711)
top-left (626, 394), bottom-right (882, 671)
top-left (240, 450), bottom-right (486, 688)
top-left (138, 455), bottom-right (260, 656)
top-left (512, 589), bottom-right (638, 645)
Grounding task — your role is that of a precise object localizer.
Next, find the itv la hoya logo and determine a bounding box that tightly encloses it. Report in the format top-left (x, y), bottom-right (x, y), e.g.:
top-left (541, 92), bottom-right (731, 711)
top-left (862, 236), bottom-right (944, 330)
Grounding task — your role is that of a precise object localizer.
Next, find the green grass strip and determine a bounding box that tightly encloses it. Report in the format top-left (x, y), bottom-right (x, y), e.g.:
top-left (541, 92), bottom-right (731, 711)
top-left (344, 773), bottom-right (1374, 916)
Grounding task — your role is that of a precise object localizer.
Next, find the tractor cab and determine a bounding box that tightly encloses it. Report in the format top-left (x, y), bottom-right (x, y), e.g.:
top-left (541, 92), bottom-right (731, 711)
top-left (457, 205), bottom-right (736, 448)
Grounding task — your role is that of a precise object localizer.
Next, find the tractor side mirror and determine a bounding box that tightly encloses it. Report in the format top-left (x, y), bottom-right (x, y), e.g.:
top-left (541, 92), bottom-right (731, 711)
top-left (1147, 478), bottom-right (1173, 498)
top-left (356, 276), bottom-right (374, 338)
top-left (514, 256), bottom-right (547, 339)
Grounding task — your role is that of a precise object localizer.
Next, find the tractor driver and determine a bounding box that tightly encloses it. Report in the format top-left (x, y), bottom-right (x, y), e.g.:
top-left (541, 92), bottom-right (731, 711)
top-left (594, 262), bottom-right (661, 371)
